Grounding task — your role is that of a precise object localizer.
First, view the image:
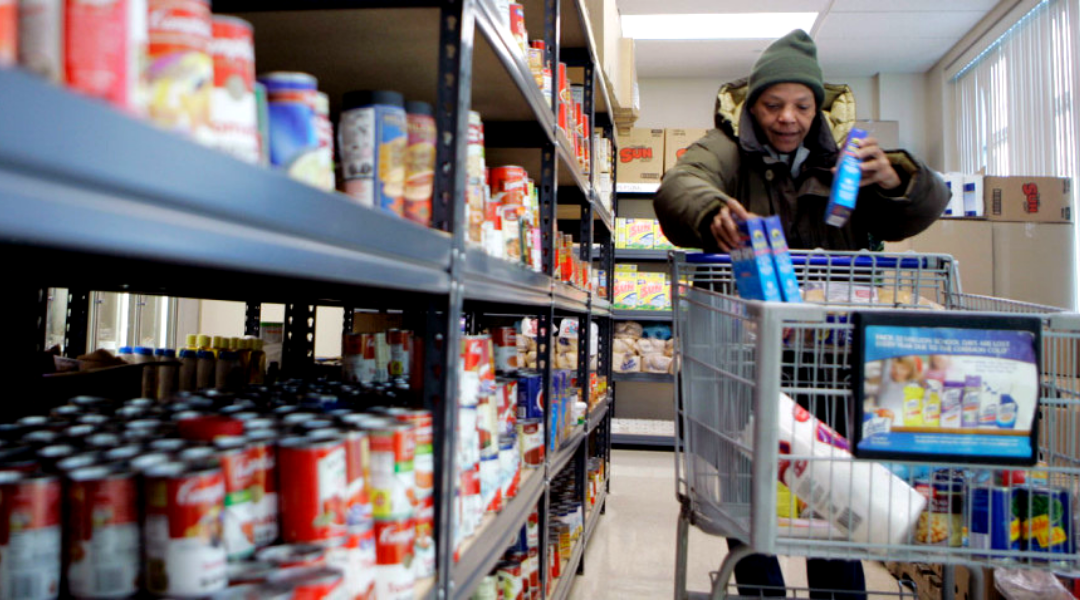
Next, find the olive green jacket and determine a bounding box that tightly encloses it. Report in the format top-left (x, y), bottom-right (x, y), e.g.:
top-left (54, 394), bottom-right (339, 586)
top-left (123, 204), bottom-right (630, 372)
top-left (654, 79), bottom-right (949, 252)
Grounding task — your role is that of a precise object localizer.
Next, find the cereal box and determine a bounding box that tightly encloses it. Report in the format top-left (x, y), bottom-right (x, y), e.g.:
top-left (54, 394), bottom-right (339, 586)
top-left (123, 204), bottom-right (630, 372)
top-left (626, 219), bottom-right (655, 249)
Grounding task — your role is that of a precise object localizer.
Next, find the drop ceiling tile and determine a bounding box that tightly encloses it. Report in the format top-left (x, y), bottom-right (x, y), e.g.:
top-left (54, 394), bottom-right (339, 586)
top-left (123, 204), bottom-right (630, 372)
top-left (831, 0), bottom-right (998, 12)
top-left (816, 10), bottom-right (988, 39)
top-left (817, 36), bottom-right (958, 75)
top-left (617, 0), bottom-right (829, 15)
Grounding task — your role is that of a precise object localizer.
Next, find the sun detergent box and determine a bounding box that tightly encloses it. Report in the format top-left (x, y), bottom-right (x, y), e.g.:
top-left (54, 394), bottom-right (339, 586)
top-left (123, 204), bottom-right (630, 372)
top-left (825, 128), bottom-right (867, 227)
top-left (733, 218), bottom-right (783, 302)
top-left (762, 216), bottom-right (802, 302)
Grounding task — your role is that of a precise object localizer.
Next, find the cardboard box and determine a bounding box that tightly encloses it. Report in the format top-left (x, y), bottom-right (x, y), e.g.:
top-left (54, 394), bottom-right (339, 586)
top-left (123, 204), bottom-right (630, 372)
top-left (963, 174), bottom-right (985, 217)
top-left (615, 128), bottom-right (664, 185)
top-left (613, 37), bottom-right (639, 115)
top-left (613, 272), bottom-right (639, 310)
top-left (762, 216), bottom-right (802, 302)
top-left (637, 273), bottom-right (666, 310)
top-left (992, 222), bottom-right (1076, 310)
top-left (984, 175), bottom-right (1073, 223)
top-left (940, 172), bottom-right (965, 217)
top-left (908, 219), bottom-right (994, 296)
top-left (654, 222), bottom-right (675, 250)
top-left (733, 219), bottom-right (783, 302)
top-left (625, 218), bottom-right (656, 249)
top-left (615, 217), bottom-right (628, 248)
top-left (663, 128), bottom-right (708, 172)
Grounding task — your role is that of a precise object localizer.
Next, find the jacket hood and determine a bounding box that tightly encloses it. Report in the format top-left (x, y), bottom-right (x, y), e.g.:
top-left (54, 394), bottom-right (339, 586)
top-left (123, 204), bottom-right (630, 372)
top-left (714, 77), bottom-right (856, 151)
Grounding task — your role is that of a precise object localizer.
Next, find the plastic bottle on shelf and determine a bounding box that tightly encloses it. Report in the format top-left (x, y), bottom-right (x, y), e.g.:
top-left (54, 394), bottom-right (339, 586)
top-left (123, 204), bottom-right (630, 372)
top-left (178, 349), bottom-right (199, 392)
top-left (212, 336), bottom-right (227, 358)
top-left (248, 338), bottom-right (266, 384)
top-left (118, 347), bottom-right (135, 363)
top-left (184, 334), bottom-right (199, 352)
top-left (197, 334), bottom-right (212, 352)
top-left (216, 350), bottom-right (242, 389)
top-left (132, 347), bottom-right (156, 364)
top-left (156, 349), bottom-right (178, 401)
top-left (196, 350), bottom-right (216, 390)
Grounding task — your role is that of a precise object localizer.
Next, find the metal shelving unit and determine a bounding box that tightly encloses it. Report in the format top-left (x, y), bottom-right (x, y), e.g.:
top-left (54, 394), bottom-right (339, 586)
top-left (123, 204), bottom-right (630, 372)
top-left (613, 309), bottom-right (673, 321)
top-left (613, 372), bottom-right (674, 383)
top-left (549, 477), bottom-right (609, 600)
top-left (614, 248), bottom-right (671, 261)
top-left (1, 0), bottom-right (617, 597)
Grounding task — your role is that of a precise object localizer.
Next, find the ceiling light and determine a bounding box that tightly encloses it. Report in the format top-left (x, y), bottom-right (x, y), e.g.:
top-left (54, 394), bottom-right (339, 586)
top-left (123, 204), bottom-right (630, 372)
top-left (622, 12), bottom-right (818, 41)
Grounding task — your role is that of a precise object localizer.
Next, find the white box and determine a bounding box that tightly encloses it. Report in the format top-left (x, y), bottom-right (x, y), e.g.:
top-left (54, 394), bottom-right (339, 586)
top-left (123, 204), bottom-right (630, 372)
top-left (963, 174), bottom-right (984, 217)
top-left (940, 172), bottom-right (964, 217)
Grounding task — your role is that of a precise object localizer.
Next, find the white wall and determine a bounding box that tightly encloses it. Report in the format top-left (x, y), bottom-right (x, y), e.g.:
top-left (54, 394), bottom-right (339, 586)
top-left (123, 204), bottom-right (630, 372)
top-left (190, 300), bottom-right (344, 358)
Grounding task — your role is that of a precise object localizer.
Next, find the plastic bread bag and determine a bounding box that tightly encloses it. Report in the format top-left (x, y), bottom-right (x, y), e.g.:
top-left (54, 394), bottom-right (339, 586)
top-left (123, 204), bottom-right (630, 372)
top-left (614, 321), bottom-right (644, 339)
top-left (742, 393), bottom-right (926, 549)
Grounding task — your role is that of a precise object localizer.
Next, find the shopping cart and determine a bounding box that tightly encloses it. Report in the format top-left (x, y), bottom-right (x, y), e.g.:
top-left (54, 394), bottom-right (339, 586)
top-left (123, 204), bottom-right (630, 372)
top-left (671, 250), bottom-right (1080, 600)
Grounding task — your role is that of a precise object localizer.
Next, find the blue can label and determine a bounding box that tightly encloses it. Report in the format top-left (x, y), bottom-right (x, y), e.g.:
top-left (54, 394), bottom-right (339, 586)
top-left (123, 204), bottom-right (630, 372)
top-left (516, 374), bottom-right (543, 421)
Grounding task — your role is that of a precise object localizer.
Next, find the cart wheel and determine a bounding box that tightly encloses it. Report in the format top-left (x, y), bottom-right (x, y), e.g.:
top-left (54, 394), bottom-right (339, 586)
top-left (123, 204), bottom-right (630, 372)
top-left (709, 541), bottom-right (753, 600)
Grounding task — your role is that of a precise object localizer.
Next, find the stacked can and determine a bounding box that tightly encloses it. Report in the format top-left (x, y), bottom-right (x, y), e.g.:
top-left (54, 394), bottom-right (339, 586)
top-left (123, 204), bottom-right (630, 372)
top-left (403, 101), bottom-right (436, 226)
top-left (458, 335), bottom-right (487, 547)
top-left (516, 371), bottom-right (544, 467)
top-left (209, 16), bottom-right (259, 164)
top-left (0, 471), bottom-right (62, 599)
top-left (312, 91), bottom-right (336, 192)
top-left (393, 409), bottom-right (434, 579)
top-left (146, 0), bottom-right (214, 143)
top-left (367, 417), bottom-right (417, 599)
top-left (488, 166), bottom-right (528, 263)
top-left (0, 0), bottom-right (13, 67)
top-left (339, 89), bottom-right (407, 216)
top-left (465, 111), bottom-right (487, 245)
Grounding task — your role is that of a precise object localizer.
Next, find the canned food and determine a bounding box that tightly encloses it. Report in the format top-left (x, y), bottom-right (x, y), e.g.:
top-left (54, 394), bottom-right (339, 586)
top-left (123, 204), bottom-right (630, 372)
top-left (492, 327), bottom-right (519, 372)
top-left (366, 422), bottom-right (415, 521)
top-left (500, 435), bottom-right (520, 500)
top-left (967, 485), bottom-right (1021, 557)
top-left (244, 429), bottom-right (278, 548)
top-left (517, 419), bottom-right (543, 467)
top-left (318, 533), bottom-right (372, 600)
top-left (85, 433), bottom-right (120, 449)
top-left (66, 466), bottom-right (139, 599)
top-left (62, 0), bottom-right (147, 112)
top-left (387, 329), bottom-right (411, 379)
top-left (312, 91), bottom-right (336, 192)
top-left (209, 15), bottom-right (259, 164)
top-left (394, 410), bottom-right (432, 500)
top-left (55, 453), bottom-right (98, 474)
top-left (36, 444), bottom-right (76, 466)
top-left (142, 461), bottom-right (228, 597)
top-left (103, 444), bottom-right (143, 464)
top-left (340, 427), bottom-right (373, 534)
top-left (179, 415), bottom-right (244, 441)
top-left (413, 495), bottom-right (435, 578)
top-left (23, 429), bottom-right (60, 446)
top-left (0, 471), bottom-right (62, 600)
top-left (497, 559), bottom-right (523, 600)
top-left (147, 0), bottom-right (213, 141)
top-left (214, 436), bottom-right (256, 560)
top-left (225, 560), bottom-right (276, 585)
top-left (473, 575), bottom-right (498, 600)
top-left (258, 71), bottom-right (322, 188)
top-left (403, 101), bottom-right (435, 226)
top-left (278, 436), bottom-right (348, 542)
top-left (508, 4), bottom-right (526, 53)
top-left (256, 543), bottom-right (325, 568)
top-left (499, 379), bottom-right (518, 438)
top-left (517, 373), bottom-right (543, 421)
top-left (268, 566), bottom-right (345, 600)
top-left (1019, 487), bottom-right (1073, 556)
top-left (374, 518), bottom-right (415, 600)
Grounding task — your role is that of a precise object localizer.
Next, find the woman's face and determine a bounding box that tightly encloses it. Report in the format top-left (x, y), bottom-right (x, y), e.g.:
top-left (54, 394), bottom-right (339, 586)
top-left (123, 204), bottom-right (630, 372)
top-left (749, 83), bottom-right (816, 153)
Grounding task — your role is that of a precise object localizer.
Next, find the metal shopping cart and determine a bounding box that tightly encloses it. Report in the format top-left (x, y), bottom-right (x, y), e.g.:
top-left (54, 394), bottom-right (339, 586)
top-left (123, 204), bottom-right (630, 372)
top-left (671, 250), bottom-right (1080, 600)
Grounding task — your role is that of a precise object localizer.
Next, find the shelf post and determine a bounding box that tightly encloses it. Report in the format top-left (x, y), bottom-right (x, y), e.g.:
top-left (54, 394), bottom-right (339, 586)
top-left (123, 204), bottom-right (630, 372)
top-left (282, 303), bottom-right (316, 378)
top-left (244, 301), bottom-right (261, 337)
top-left (63, 288), bottom-right (90, 359)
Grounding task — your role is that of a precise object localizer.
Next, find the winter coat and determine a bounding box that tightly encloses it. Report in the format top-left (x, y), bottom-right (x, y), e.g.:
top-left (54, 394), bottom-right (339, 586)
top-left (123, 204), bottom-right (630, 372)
top-left (653, 78), bottom-right (950, 252)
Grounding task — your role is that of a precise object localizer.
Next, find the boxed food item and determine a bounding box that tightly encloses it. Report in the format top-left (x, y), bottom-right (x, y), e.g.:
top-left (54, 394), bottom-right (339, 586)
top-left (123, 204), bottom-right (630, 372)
top-left (940, 172), bottom-right (965, 217)
top-left (984, 175), bottom-right (1072, 223)
top-left (663, 128), bottom-right (708, 171)
top-left (762, 216), bottom-right (802, 303)
top-left (625, 218), bottom-right (656, 249)
top-left (615, 128), bottom-right (664, 185)
top-left (733, 218), bottom-right (783, 302)
top-left (615, 217), bottom-right (629, 248)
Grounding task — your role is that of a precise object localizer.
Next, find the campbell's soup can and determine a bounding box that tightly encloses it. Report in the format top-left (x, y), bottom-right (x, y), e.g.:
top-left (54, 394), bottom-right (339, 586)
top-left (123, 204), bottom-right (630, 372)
top-left (497, 559), bottom-right (523, 600)
top-left (147, 0), bottom-right (213, 142)
top-left (65, 466), bottom-right (139, 599)
top-left (403, 101), bottom-right (435, 226)
top-left (393, 410), bottom-right (432, 500)
top-left (500, 435), bottom-right (520, 500)
top-left (143, 461), bottom-right (228, 597)
top-left (210, 15), bottom-right (259, 164)
top-left (339, 89), bottom-right (407, 216)
top-left (255, 543), bottom-right (326, 569)
top-left (413, 495), bottom-right (435, 578)
top-left (489, 166), bottom-right (528, 207)
top-left (63, 0), bottom-right (148, 112)
top-left (17, 0), bottom-right (61, 80)
top-left (492, 327), bottom-right (519, 372)
top-left (386, 329), bottom-right (411, 379)
top-left (341, 333), bottom-right (365, 384)
top-left (374, 518), bottom-right (414, 600)
top-left (244, 429), bottom-right (278, 547)
top-left (461, 462), bottom-right (482, 536)
top-left (278, 435), bottom-right (348, 542)
top-left (214, 436), bottom-right (256, 560)
top-left (0, 0), bottom-right (14, 67)
top-left (318, 533), bottom-right (372, 600)
top-left (268, 566), bottom-right (345, 600)
top-left (517, 419), bottom-right (543, 467)
top-left (341, 427), bottom-right (373, 532)
top-left (365, 422), bottom-right (415, 521)
top-left (0, 472), bottom-right (62, 600)
top-left (499, 379), bottom-right (518, 438)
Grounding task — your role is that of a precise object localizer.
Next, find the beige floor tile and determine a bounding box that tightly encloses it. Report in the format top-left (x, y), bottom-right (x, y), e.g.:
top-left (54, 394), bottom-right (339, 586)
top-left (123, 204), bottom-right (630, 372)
top-left (566, 450), bottom-right (901, 599)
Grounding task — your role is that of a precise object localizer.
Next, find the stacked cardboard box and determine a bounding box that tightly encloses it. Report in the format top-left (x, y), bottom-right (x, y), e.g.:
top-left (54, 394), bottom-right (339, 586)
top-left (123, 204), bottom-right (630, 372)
top-left (612, 265), bottom-right (671, 311)
top-left (615, 217), bottom-right (676, 250)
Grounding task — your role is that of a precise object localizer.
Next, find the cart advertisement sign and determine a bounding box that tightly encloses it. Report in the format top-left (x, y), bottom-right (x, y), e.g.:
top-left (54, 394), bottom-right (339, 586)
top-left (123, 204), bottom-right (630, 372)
top-left (853, 312), bottom-right (1041, 465)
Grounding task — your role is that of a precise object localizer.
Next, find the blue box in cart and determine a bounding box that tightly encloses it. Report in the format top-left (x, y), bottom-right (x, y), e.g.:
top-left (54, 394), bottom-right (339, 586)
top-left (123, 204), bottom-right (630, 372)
top-left (733, 218), bottom-right (783, 302)
top-left (762, 216), bottom-right (802, 303)
top-left (517, 373), bottom-right (543, 421)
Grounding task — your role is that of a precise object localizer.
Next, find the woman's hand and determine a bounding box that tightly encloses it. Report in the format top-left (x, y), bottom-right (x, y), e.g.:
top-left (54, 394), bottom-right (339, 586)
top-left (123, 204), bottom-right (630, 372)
top-left (709, 199), bottom-right (754, 252)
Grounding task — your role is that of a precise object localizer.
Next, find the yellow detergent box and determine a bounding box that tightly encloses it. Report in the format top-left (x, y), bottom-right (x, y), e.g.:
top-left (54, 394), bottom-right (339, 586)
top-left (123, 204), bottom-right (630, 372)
top-left (653, 222), bottom-right (675, 250)
top-left (615, 218), bottom-right (629, 248)
top-left (613, 273), bottom-right (639, 309)
top-left (626, 218), bottom-right (656, 249)
top-left (638, 273), bottom-right (667, 310)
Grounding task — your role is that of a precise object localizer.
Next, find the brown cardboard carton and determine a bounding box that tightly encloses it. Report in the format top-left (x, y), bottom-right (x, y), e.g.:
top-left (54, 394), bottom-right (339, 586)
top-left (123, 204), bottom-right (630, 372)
top-left (613, 38), bottom-right (639, 116)
top-left (984, 176), bottom-right (1073, 223)
top-left (907, 219), bottom-right (994, 296)
top-left (583, 0), bottom-right (621, 85)
top-left (615, 128), bottom-right (664, 184)
top-left (663, 128), bottom-right (708, 172)
top-left (992, 222), bottom-right (1076, 310)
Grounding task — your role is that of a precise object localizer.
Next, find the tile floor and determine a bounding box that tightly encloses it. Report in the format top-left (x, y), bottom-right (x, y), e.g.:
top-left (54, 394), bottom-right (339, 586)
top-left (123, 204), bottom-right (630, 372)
top-left (567, 450), bottom-right (901, 599)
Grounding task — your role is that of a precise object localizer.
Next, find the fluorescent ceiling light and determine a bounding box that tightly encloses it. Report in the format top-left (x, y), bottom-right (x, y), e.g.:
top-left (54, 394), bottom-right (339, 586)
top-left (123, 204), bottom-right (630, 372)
top-left (622, 12), bottom-right (818, 40)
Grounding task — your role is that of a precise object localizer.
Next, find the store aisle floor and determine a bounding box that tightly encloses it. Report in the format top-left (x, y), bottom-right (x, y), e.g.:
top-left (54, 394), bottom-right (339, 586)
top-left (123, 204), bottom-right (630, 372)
top-left (568, 450), bottom-right (900, 599)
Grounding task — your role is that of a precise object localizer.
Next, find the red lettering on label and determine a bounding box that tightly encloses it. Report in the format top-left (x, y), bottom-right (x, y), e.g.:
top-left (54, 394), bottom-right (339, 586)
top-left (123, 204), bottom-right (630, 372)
top-left (619, 146), bottom-right (653, 163)
top-left (1023, 182), bottom-right (1040, 214)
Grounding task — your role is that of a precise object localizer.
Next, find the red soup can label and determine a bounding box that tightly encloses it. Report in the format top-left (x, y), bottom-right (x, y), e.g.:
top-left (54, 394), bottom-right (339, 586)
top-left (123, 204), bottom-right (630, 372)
top-left (147, 0), bottom-right (213, 142)
top-left (403, 109), bottom-right (436, 226)
top-left (66, 467), bottom-right (139, 599)
top-left (0, 472), bottom-right (62, 600)
top-left (65, 0), bottom-right (147, 113)
top-left (492, 327), bottom-right (519, 372)
top-left (413, 495), bottom-right (435, 579)
top-left (210, 15), bottom-right (259, 164)
top-left (216, 440), bottom-right (256, 560)
top-left (143, 463), bottom-right (227, 597)
top-left (246, 435), bottom-right (279, 548)
top-left (374, 518), bottom-right (414, 600)
top-left (343, 429), bottom-right (373, 533)
top-left (367, 424), bottom-right (415, 521)
top-left (394, 410), bottom-right (432, 501)
top-left (0, 0), bottom-right (14, 67)
top-left (278, 436), bottom-right (348, 543)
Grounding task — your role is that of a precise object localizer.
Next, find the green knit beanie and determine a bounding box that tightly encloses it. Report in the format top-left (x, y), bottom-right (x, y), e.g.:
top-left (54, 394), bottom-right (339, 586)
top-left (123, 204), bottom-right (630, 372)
top-left (748, 29), bottom-right (825, 109)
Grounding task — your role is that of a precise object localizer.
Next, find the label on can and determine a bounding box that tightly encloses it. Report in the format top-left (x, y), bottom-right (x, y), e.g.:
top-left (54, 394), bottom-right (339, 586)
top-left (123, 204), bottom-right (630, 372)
top-left (65, 0), bottom-right (147, 112)
top-left (247, 440), bottom-right (278, 548)
top-left (403, 111), bottom-right (435, 226)
top-left (259, 72), bottom-right (320, 185)
top-left (492, 327), bottom-right (518, 372)
top-left (500, 380), bottom-right (519, 438)
top-left (67, 473), bottom-right (139, 599)
top-left (0, 475), bottom-right (62, 600)
top-left (0, 0), bottom-right (14, 67)
top-left (497, 560), bottom-right (524, 600)
top-left (915, 471), bottom-right (963, 547)
top-left (369, 425), bottom-right (415, 520)
top-left (340, 103), bottom-right (406, 216)
top-left (374, 519), bottom-right (415, 600)
top-left (343, 429), bottom-right (374, 533)
top-left (144, 467), bottom-right (228, 596)
top-left (17, 0), bottom-right (62, 81)
top-left (414, 496), bottom-right (435, 579)
top-left (322, 534), bottom-right (365, 600)
top-left (481, 454), bottom-right (501, 514)
top-left (278, 438), bottom-right (348, 542)
top-left (313, 91), bottom-right (336, 191)
top-left (376, 106), bottom-right (407, 216)
top-left (210, 16), bottom-right (259, 164)
top-left (339, 105), bottom-right (376, 208)
top-left (499, 439), bottom-right (520, 500)
top-left (517, 374), bottom-right (543, 421)
top-left (387, 330), bottom-right (411, 379)
top-left (147, 0), bottom-right (213, 141)
top-left (356, 526), bottom-right (377, 600)
top-left (218, 447), bottom-right (256, 560)
top-left (517, 420), bottom-right (544, 467)
top-left (395, 411), bottom-right (432, 501)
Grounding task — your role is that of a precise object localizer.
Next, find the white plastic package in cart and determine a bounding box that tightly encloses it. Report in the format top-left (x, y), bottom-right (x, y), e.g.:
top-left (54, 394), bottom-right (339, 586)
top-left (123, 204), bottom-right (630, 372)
top-left (743, 393), bottom-right (926, 549)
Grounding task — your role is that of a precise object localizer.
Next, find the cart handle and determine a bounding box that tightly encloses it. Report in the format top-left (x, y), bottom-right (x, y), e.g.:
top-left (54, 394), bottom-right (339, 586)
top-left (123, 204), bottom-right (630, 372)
top-left (684, 252), bottom-right (929, 269)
